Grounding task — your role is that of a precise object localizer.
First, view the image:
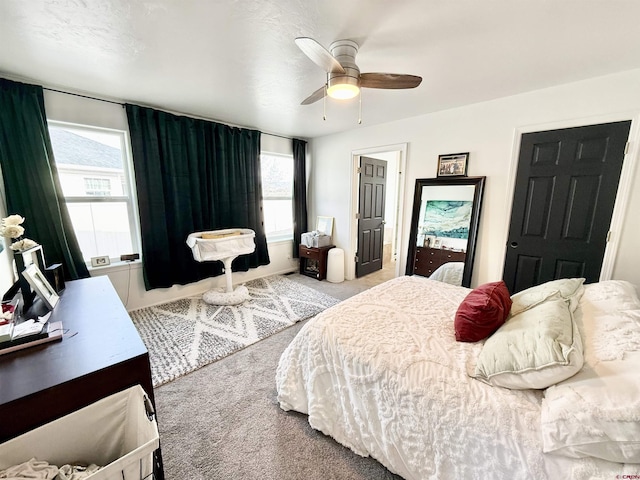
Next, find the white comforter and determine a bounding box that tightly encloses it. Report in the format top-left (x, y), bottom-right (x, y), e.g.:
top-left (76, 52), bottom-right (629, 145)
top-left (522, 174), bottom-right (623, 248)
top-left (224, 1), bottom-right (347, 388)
top-left (276, 275), bottom-right (632, 480)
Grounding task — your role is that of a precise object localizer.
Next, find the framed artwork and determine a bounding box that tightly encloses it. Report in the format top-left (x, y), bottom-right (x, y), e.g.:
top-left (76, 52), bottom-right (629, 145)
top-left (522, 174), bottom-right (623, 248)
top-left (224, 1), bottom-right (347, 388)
top-left (316, 216), bottom-right (334, 237)
top-left (437, 152), bottom-right (469, 177)
top-left (22, 263), bottom-right (59, 310)
top-left (423, 200), bottom-right (473, 239)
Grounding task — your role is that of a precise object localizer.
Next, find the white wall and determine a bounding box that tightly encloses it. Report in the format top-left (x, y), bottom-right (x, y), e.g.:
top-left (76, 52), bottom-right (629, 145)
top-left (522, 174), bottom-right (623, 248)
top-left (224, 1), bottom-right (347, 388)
top-left (309, 68), bottom-right (640, 287)
top-left (43, 90), bottom-right (298, 310)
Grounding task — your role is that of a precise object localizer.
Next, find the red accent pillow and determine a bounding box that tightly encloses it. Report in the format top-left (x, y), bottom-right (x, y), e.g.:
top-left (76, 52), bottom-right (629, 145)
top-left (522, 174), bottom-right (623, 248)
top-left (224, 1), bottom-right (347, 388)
top-left (454, 281), bottom-right (512, 342)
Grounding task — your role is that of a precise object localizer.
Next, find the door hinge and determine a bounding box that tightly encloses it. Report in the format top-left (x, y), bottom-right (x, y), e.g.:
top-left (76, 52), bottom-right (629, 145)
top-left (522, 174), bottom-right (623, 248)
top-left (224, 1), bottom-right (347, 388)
top-left (625, 142), bottom-right (631, 155)
top-left (355, 255), bottom-right (359, 262)
top-left (606, 231), bottom-right (612, 242)
top-left (355, 213), bottom-right (360, 219)
top-left (356, 167), bottom-right (362, 174)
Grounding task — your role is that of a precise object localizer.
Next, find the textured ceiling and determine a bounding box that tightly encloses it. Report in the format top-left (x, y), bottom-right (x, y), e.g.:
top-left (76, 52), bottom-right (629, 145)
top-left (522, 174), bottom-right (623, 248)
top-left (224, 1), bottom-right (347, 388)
top-left (2, 0), bottom-right (640, 139)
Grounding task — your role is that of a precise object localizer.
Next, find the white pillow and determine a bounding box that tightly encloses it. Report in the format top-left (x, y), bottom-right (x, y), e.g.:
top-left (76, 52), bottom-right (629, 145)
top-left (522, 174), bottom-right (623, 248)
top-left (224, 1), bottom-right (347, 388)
top-left (473, 296), bottom-right (583, 389)
top-left (510, 277), bottom-right (585, 316)
top-left (540, 280), bottom-right (640, 463)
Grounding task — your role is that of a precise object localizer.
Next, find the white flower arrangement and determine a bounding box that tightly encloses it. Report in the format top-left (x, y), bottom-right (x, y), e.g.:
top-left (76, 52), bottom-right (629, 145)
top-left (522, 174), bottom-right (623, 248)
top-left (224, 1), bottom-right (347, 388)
top-left (0, 214), bottom-right (38, 252)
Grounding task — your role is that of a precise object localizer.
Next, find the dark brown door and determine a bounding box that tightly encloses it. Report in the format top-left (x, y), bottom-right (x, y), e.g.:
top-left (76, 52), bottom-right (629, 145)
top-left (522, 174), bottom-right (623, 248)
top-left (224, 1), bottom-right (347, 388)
top-left (356, 156), bottom-right (387, 277)
top-left (503, 121), bottom-right (630, 293)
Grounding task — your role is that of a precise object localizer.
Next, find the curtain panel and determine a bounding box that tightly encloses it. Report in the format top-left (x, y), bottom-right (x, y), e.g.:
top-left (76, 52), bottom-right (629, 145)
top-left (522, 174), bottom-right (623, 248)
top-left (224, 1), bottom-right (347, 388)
top-left (0, 78), bottom-right (89, 281)
top-left (125, 104), bottom-right (269, 290)
top-left (292, 138), bottom-right (308, 258)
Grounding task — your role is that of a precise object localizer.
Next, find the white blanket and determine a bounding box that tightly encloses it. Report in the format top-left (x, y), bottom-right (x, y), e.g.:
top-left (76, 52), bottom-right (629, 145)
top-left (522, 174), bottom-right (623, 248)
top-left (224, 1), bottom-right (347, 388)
top-left (276, 275), bottom-right (633, 480)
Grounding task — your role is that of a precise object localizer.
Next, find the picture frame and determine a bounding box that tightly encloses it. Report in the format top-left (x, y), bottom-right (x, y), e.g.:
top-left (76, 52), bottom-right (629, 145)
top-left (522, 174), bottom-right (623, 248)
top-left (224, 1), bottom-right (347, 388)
top-left (316, 216), bottom-right (334, 238)
top-left (22, 263), bottom-right (59, 310)
top-left (437, 152), bottom-right (469, 177)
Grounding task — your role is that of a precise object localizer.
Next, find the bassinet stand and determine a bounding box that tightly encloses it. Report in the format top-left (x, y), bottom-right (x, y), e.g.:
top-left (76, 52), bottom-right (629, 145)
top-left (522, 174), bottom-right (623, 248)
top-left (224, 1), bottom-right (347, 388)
top-left (186, 229), bottom-right (256, 306)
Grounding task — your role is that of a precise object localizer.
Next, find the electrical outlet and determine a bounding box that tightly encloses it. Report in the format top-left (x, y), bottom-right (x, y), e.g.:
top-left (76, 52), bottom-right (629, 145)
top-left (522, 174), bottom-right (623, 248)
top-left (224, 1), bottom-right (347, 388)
top-left (91, 255), bottom-right (111, 267)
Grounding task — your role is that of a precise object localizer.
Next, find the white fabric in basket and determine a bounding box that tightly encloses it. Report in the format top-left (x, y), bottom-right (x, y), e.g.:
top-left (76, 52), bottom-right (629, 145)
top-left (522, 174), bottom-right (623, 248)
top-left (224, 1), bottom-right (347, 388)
top-left (0, 385), bottom-right (158, 480)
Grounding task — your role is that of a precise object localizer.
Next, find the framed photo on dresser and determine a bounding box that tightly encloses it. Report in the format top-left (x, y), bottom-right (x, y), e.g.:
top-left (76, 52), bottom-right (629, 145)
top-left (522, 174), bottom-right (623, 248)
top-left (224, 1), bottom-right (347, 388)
top-left (22, 264), bottom-right (59, 310)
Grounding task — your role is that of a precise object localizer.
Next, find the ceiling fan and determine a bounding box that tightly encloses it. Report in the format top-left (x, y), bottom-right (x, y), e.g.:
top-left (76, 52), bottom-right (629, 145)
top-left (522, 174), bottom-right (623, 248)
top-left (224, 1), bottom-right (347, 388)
top-left (295, 37), bottom-right (422, 105)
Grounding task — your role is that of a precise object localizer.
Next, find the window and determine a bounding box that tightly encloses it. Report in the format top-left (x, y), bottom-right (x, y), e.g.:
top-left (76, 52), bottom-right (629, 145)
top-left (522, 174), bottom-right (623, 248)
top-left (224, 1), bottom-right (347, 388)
top-left (84, 177), bottom-right (111, 196)
top-left (48, 122), bottom-right (139, 264)
top-left (260, 153), bottom-right (293, 241)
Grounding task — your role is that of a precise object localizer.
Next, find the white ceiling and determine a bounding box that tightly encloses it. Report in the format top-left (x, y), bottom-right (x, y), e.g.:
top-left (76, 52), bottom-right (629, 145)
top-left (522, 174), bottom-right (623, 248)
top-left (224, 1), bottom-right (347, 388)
top-left (2, 0), bottom-right (640, 139)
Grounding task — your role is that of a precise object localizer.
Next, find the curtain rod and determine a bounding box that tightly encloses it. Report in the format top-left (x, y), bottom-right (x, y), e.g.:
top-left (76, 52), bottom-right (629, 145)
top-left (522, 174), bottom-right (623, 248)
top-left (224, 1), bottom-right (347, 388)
top-left (43, 86), bottom-right (124, 106)
top-left (42, 86), bottom-right (296, 141)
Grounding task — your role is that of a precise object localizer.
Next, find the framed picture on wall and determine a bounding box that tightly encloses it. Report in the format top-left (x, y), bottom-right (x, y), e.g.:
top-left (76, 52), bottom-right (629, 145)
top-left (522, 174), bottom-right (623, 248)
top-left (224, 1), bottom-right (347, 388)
top-left (437, 152), bottom-right (469, 177)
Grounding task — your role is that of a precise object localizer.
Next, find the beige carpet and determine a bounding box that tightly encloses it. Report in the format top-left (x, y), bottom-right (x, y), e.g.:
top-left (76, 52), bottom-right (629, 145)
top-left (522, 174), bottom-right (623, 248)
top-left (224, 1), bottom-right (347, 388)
top-left (154, 268), bottom-right (400, 480)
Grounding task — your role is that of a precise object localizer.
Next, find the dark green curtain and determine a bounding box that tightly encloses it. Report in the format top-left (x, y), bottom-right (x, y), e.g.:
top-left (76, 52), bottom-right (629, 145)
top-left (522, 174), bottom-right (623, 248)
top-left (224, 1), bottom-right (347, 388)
top-left (292, 138), bottom-right (308, 258)
top-left (126, 104), bottom-right (270, 290)
top-left (0, 78), bottom-right (89, 280)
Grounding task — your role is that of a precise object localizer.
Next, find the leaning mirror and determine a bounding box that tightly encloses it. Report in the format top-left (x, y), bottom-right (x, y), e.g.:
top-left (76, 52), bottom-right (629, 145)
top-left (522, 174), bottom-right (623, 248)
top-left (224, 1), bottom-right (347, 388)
top-left (405, 176), bottom-right (486, 287)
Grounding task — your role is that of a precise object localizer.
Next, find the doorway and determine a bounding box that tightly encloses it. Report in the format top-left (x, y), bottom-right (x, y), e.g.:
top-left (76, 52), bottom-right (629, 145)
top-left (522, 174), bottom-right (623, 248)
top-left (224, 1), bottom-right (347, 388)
top-left (349, 144), bottom-right (407, 281)
top-left (356, 156), bottom-right (387, 277)
top-left (503, 121), bottom-right (631, 293)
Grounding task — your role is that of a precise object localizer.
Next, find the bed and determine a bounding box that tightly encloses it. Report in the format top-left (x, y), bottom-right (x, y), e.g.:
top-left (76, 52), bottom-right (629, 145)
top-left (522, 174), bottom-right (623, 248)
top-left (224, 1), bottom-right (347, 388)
top-left (276, 275), bottom-right (640, 479)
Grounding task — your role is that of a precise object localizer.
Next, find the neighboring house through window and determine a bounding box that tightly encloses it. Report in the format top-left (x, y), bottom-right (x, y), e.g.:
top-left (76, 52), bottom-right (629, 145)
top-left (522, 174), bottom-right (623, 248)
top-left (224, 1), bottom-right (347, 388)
top-left (261, 152), bottom-right (293, 242)
top-left (48, 123), bottom-right (139, 264)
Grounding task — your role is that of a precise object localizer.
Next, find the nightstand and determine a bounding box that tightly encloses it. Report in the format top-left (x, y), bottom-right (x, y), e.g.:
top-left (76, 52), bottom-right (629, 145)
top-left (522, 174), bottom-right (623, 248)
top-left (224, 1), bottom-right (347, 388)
top-left (299, 245), bottom-right (335, 280)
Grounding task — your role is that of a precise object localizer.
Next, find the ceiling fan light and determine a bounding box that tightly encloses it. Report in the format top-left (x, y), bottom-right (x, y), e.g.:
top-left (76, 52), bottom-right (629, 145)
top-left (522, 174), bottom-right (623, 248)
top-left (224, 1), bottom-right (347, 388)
top-left (327, 73), bottom-right (360, 100)
top-left (327, 83), bottom-right (360, 99)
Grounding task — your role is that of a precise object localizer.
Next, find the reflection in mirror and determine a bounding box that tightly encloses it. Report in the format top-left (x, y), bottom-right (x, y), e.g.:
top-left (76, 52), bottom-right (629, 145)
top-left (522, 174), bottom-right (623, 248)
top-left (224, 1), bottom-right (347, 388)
top-left (405, 177), bottom-right (485, 287)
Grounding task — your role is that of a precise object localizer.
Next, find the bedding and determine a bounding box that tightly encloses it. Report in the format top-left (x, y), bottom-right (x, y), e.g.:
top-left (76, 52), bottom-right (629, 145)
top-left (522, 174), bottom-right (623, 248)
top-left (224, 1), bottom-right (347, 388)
top-left (541, 280), bottom-right (640, 463)
top-left (509, 277), bottom-right (585, 316)
top-left (276, 275), bottom-right (640, 480)
top-left (472, 295), bottom-right (584, 389)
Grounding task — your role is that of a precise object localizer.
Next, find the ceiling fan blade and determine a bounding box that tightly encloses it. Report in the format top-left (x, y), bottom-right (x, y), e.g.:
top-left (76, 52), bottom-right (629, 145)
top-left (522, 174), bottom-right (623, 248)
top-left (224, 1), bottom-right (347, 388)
top-left (301, 85), bottom-right (327, 105)
top-left (295, 37), bottom-right (345, 74)
top-left (360, 73), bottom-right (422, 89)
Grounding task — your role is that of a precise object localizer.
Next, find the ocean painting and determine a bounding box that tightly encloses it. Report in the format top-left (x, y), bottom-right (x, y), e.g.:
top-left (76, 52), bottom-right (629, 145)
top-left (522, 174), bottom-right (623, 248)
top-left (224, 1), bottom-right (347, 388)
top-left (422, 200), bottom-right (472, 238)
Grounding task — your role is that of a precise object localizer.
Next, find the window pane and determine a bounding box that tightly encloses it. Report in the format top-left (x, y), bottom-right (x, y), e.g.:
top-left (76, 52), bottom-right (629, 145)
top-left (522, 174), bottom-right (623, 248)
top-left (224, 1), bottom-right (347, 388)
top-left (261, 154), bottom-right (293, 198)
top-left (67, 203), bottom-right (133, 260)
top-left (49, 123), bottom-right (137, 262)
top-left (84, 177), bottom-right (112, 196)
top-left (263, 199), bottom-right (293, 237)
top-left (49, 127), bottom-right (125, 197)
top-left (261, 153), bottom-right (293, 239)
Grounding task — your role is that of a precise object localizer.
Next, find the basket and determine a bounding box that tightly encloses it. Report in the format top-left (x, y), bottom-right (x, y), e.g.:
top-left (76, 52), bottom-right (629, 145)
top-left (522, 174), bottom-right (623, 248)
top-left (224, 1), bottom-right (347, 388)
top-left (186, 228), bottom-right (256, 262)
top-left (0, 385), bottom-right (159, 480)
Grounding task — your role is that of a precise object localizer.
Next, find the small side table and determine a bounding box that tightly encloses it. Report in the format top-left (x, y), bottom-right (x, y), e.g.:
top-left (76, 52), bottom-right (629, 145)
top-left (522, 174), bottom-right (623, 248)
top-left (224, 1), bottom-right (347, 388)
top-left (299, 245), bottom-right (335, 280)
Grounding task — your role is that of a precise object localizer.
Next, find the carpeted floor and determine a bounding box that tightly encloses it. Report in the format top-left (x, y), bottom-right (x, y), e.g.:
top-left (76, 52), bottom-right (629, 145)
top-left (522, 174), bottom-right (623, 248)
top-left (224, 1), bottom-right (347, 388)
top-left (130, 275), bottom-right (339, 387)
top-left (154, 270), bottom-right (402, 480)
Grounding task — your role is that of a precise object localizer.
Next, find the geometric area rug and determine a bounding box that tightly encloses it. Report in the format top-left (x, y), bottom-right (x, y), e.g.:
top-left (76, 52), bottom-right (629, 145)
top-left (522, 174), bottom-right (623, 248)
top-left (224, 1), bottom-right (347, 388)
top-left (130, 274), bottom-right (339, 387)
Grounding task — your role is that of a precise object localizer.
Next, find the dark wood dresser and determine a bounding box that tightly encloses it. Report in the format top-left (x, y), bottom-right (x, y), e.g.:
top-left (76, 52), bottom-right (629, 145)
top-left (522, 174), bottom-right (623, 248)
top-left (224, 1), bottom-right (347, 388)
top-left (0, 276), bottom-right (163, 477)
top-left (413, 247), bottom-right (466, 277)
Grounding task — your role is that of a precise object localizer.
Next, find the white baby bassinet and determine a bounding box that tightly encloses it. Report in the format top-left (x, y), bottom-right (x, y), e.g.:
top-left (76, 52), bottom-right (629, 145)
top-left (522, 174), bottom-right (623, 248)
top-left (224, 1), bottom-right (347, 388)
top-left (186, 228), bottom-right (256, 305)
